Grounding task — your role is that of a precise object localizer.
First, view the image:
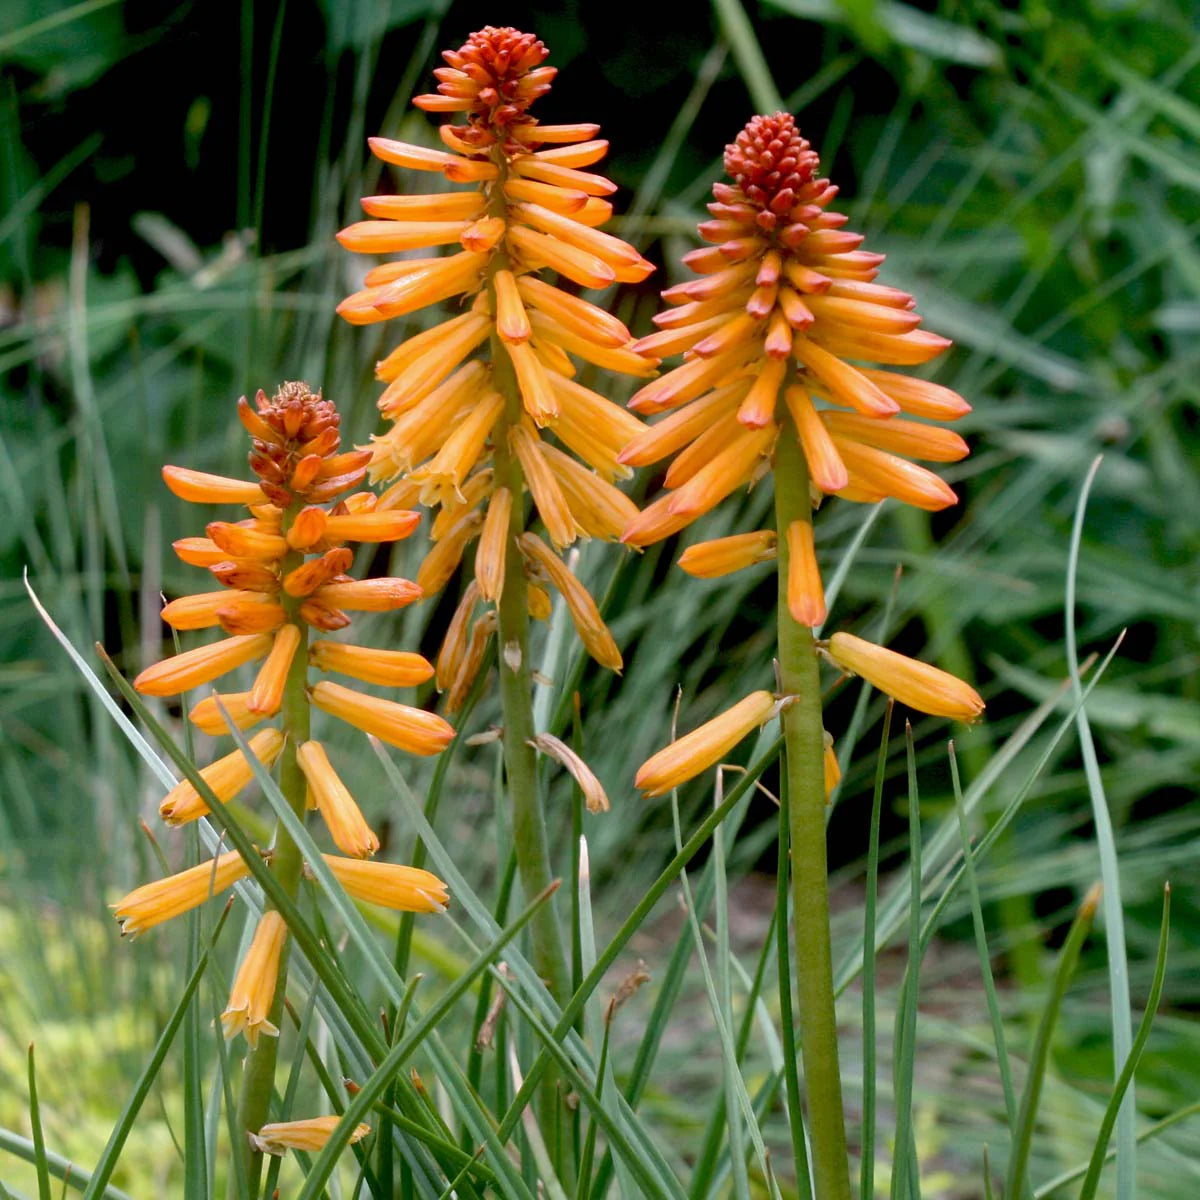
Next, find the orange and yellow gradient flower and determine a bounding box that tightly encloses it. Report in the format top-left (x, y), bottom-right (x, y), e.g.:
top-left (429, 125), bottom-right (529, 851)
top-left (336, 27), bottom-right (655, 691)
top-left (629, 114), bottom-right (981, 793)
top-left (113, 384), bottom-right (452, 1044)
top-left (623, 113), bottom-right (970, 596)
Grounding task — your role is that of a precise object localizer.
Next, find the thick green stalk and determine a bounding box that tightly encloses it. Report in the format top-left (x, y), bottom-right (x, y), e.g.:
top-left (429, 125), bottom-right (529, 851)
top-left (482, 138), bottom-right (570, 1009)
top-left (236, 542), bottom-right (311, 1199)
top-left (490, 335), bottom-right (571, 1006)
top-left (774, 418), bottom-right (852, 1200)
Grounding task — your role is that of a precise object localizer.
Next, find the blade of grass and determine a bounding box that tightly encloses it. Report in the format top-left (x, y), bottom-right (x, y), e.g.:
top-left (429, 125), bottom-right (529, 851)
top-left (1004, 883), bottom-right (1101, 1200)
top-left (25, 1045), bottom-right (50, 1200)
top-left (949, 744), bottom-right (1018, 1137)
top-left (181, 823), bottom-right (208, 1200)
top-left (0, 1132), bottom-right (134, 1200)
top-left (81, 908), bottom-right (227, 1200)
top-left (859, 702), bottom-right (893, 1200)
top-left (1066, 456), bottom-right (1136, 1200)
top-left (1079, 883), bottom-right (1172, 1200)
top-left (1033, 1100), bottom-right (1200, 1198)
top-left (294, 883), bottom-right (557, 1200)
top-left (493, 970), bottom-right (689, 1200)
top-left (889, 724), bottom-right (923, 1200)
top-left (712, 0), bottom-right (784, 112)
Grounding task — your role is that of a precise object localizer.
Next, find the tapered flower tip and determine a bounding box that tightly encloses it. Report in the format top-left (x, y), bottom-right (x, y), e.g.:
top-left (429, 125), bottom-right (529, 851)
top-left (826, 632), bottom-right (984, 722)
top-left (724, 113), bottom-right (820, 217)
top-left (322, 855), bottom-right (450, 913)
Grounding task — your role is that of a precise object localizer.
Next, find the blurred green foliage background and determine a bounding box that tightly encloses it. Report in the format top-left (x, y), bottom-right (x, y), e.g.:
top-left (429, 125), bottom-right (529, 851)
top-left (2, 0), bottom-right (1199, 1194)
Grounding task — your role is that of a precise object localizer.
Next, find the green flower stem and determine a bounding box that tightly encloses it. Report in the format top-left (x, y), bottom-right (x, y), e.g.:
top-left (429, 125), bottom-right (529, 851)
top-left (490, 334), bottom-right (571, 1007)
top-left (490, 332), bottom-right (575, 1185)
top-left (774, 418), bottom-right (852, 1200)
top-left (483, 141), bottom-right (570, 1009)
top-left (236, 541), bottom-right (311, 1199)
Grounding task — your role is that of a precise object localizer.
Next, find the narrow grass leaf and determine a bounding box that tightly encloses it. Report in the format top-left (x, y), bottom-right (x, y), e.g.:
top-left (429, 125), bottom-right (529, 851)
top-left (889, 725), bottom-right (923, 1200)
top-left (294, 884), bottom-right (556, 1200)
top-left (81, 917), bottom-right (223, 1200)
top-left (25, 1045), bottom-right (50, 1200)
top-left (1066, 456), bottom-right (1136, 1199)
top-left (860, 702), bottom-right (892, 1200)
top-left (949, 744), bottom-right (1017, 1136)
top-left (1004, 884), bottom-right (1101, 1200)
top-left (0, 1130), bottom-right (134, 1200)
top-left (1079, 884), bottom-right (1172, 1200)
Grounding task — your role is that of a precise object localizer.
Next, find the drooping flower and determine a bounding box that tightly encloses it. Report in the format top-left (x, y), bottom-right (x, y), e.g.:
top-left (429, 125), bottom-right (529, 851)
top-left (635, 691), bottom-right (778, 798)
top-left (824, 632), bottom-right (984, 721)
top-left (336, 27), bottom-right (654, 683)
top-left (112, 851), bottom-right (252, 936)
top-left (249, 1115), bottom-right (371, 1156)
top-left (221, 910), bottom-right (288, 1048)
top-left (319, 855), bottom-right (450, 912)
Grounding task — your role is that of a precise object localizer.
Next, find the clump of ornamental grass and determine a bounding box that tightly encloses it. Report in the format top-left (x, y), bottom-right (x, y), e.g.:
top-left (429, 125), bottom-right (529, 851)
top-left (336, 25), bottom-right (655, 1011)
top-left (625, 112), bottom-right (982, 1200)
top-left (114, 383), bottom-right (452, 1185)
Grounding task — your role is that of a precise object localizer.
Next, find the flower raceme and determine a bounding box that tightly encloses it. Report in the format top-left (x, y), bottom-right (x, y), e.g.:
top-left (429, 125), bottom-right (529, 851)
top-left (336, 26), bottom-right (655, 691)
top-left (114, 384), bottom-right (451, 1047)
top-left (631, 114), bottom-right (983, 796)
top-left (621, 112), bottom-right (971, 625)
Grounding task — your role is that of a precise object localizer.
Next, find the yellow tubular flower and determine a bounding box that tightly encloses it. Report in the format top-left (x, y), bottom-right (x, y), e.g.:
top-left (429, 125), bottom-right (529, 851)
top-left (321, 855), bottom-right (450, 912)
top-left (189, 692), bottom-right (271, 735)
top-left (825, 632), bottom-right (984, 721)
top-left (823, 732), bottom-right (841, 798)
top-left (249, 622), bottom-right (302, 715)
top-left (309, 641), bottom-right (434, 688)
top-left (297, 740), bottom-right (379, 858)
top-left (112, 851), bottom-right (252, 935)
top-left (134, 634), bottom-right (273, 697)
top-left (336, 25), bottom-right (654, 676)
top-left (311, 681), bottom-right (456, 756)
top-left (518, 533), bottom-right (621, 671)
top-left (221, 910), bottom-right (287, 1048)
top-left (636, 691), bottom-right (777, 798)
top-left (161, 466), bottom-right (267, 505)
top-left (678, 531), bottom-right (777, 578)
top-left (160, 728), bottom-right (286, 825)
top-left (250, 1116), bottom-right (372, 1157)
top-left (475, 486), bottom-right (511, 600)
top-left (785, 520), bottom-right (826, 628)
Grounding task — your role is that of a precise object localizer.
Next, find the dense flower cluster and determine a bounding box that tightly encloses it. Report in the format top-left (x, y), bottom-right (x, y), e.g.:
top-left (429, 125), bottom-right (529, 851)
top-left (336, 26), bottom-right (655, 691)
top-left (114, 384), bottom-right (451, 1047)
top-left (622, 113), bottom-right (970, 619)
top-left (628, 115), bottom-right (982, 792)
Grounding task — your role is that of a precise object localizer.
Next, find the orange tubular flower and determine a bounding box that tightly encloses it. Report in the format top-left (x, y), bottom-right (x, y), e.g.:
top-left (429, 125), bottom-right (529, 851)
top-left (824, 632), bottom-right (984, 721)
top-left (622, 112), bottom-right (971, 584)
top-left (336, 26), bottom-right (654, 678)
